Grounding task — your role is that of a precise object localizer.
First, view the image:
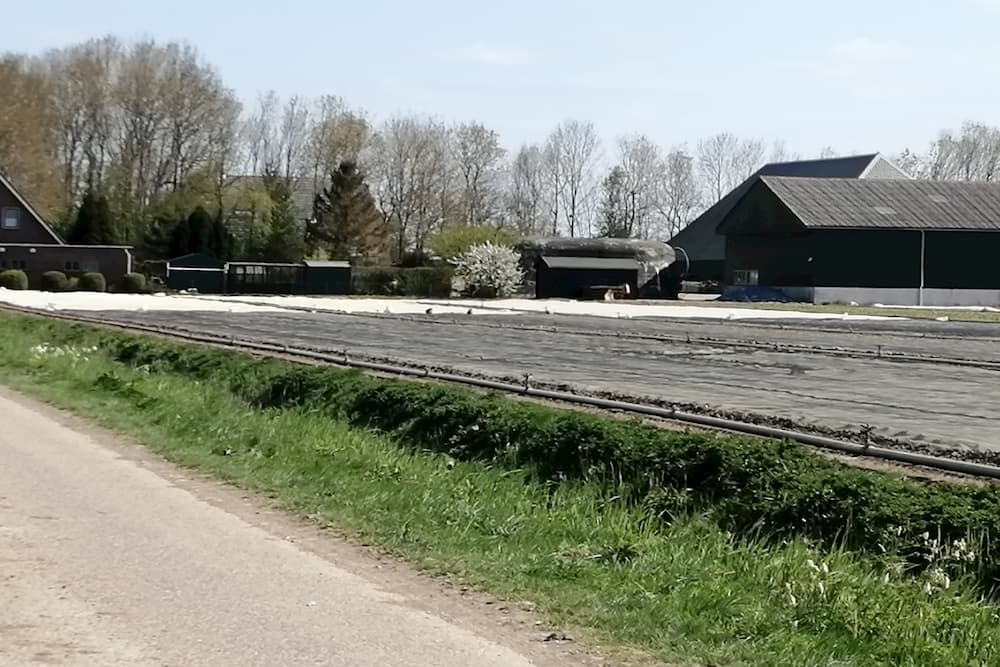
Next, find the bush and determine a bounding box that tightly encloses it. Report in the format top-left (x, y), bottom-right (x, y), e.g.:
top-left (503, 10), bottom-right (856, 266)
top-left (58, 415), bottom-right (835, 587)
top-left (40, 271), bottom-right (68, 292)
top-left (119, 272), bottom-right (146, 293)
top-left (0, 269), bottom-right (28, 290)
top-left (427, 225), bottom-right (519, 261)
top-left (454, 242), bottom-right (523, 297)
top-left (78, 272), bottom-right (107, 292)
top-left (67, 277), bottom-right (80, 291)
top-left (352, 266), bottom-right (453, 297)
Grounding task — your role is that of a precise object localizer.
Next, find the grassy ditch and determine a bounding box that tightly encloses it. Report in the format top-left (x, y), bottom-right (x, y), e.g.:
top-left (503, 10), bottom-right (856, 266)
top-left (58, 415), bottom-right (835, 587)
top-left (2, 311), bottom-right (1000, 666)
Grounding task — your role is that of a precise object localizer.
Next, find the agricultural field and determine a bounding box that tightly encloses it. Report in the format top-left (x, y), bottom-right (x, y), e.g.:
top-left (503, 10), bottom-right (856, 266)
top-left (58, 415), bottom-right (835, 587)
top-left (3, 290), bottom-right (995, 454)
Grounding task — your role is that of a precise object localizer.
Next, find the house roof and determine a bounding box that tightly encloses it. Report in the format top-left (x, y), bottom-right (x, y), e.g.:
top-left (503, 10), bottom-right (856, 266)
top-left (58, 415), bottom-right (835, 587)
top-left (757, 177), bottom-right (1000, 231)
top-left (538, 256), bottom-right (640, 270)
top-left (0, 172), bottom-right (65, 244)
top-left (668, 153), bottom-right (911, 260)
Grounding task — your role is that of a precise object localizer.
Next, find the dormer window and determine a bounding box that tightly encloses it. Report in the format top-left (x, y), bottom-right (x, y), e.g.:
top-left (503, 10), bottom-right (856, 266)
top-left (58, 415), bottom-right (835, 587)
top-left (1, 208), bottom-right (18, 229)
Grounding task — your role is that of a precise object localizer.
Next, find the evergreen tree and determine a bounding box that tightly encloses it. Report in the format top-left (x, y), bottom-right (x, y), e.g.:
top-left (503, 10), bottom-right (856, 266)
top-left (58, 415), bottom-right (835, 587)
top-left (210, 208), bottom-right (231, 260)
top-left (168, 216), bottom-right (192, 258)
top-left (93, 195), bottom-right (119, 245)
top-left (309, 161), bottom-right (389, 264)
top-left (598, 166), bottom-right (633, 238)
top-left (262, 169), bottom-right (304, 262)
top-left (67, 191), bottom-right (99, 244)
top-left (187, 206), bottom-right (214, 255)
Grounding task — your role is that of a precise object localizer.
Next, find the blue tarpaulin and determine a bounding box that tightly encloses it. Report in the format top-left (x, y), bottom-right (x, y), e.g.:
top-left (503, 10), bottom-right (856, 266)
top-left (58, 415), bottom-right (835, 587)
top-left (719, 286), bottom-right (795, 303)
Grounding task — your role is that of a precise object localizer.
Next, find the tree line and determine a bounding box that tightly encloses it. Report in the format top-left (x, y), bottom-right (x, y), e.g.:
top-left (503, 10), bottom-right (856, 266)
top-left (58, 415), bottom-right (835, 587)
top-left (0, 36), bottom-right (997, 264)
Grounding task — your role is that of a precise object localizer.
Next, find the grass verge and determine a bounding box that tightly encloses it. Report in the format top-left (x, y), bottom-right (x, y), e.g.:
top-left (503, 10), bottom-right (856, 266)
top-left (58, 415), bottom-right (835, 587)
top-left (1, 312), bottom-right (999, 666)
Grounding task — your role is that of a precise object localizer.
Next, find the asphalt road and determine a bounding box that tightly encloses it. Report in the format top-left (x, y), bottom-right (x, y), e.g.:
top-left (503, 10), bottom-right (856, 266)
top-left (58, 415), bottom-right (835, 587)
top-left (77, 308), bottom-right (1000, 453)
top-left (0, 391), bottom-right (596, 667)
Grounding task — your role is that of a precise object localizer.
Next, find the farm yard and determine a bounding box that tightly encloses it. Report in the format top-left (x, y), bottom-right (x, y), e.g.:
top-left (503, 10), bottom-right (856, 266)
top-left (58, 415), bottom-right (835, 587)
top-left (2, 289), bottom-right (998, 454)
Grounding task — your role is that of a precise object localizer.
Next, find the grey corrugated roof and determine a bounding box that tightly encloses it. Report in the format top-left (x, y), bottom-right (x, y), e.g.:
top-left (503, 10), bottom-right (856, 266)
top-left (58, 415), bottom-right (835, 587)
top-left (760, 177), bottom-right (1000, 230)
top-left (302, 260), bottom-right (350, 268)
top-left (668, 153), bottom-right (910, 260)
top-left (539, 256), bottom-right (640, 270)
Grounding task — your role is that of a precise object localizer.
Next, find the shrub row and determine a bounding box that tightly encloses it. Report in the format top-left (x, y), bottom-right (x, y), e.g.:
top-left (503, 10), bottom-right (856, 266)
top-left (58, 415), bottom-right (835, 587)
top-left (0, 270), bottom-right (146, 293)
top-left (352, 266), bottom-right (453, 298)
top-left (78, 328), bottom-right (1000, 593)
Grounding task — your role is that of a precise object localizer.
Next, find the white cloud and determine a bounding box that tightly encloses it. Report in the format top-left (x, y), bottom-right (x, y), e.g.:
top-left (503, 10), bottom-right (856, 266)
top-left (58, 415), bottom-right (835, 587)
top-left (830, 38), bottom-right (911, 64)
top-left (443, 42), bottom-right (537, 66)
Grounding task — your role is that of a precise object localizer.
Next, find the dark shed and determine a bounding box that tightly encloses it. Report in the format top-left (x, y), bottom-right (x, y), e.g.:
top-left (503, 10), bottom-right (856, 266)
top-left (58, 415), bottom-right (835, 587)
top-left (302, 260), bottom-right (352, 294)
top-left (166, 253), bottom-right (226, 292)
top-left (535, 256), bottom-right (640, 299)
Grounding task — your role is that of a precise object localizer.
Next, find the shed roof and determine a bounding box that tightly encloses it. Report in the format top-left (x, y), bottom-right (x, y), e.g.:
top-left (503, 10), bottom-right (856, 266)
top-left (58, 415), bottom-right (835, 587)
top-left (538, 256), bottom-right (640, 270)
top-left (302, 260), bottom-right (350, 268)
top-left (759, 177), bottom-right (1000, 231)
top-left (168, 252), bottom-right (225, 269)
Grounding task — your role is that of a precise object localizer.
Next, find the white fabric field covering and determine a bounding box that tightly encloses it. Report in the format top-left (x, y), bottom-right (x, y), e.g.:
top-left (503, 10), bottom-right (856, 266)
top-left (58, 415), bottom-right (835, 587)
top-left (423, 298), bottom-right (897, 321)
top-left (0, 289), bottom-right (897, 321)
top-left (0, 289), bottom-right (285, 313)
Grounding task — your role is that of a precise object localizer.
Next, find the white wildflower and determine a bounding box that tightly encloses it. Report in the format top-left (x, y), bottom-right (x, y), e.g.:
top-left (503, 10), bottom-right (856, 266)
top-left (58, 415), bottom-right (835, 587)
top-left (820, 562), bottom-right (830, 575)
top-left (807, 559), bottom-right (820, 573)
top-left (881, 571), bottom-right (891, 585)
top-left (788, 593), bottom-right (798, 607)
top-left (817, 581), bottom-right (826, 597)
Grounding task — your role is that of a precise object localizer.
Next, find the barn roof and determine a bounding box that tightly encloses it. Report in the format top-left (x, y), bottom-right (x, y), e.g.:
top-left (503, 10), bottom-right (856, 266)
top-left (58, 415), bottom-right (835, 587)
top-left (668, 153), bottom-right (911, 260)
top-left (759, 177), bottom-right (1000, 231)
top-left (538, 256), bottom-right (640, 270)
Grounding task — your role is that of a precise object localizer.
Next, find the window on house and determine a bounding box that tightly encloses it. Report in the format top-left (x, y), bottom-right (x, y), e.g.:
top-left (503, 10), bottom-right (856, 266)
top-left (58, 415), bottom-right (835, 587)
top-left (2, 208), bottom-right (19, 229)
top-left (733, 269), bottom-right (759, 286)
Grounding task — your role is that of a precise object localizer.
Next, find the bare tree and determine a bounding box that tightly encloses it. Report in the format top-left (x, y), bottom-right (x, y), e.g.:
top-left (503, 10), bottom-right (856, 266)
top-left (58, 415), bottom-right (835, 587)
top-left (369, 115), bottom-right (453, 258)
top-left (453, 122), bottom-right (506, 226)
top-left (508, 144), bottom-right (545, 234)
top-left (545, 119), bottom-right (600, 237)
top-left (696, 132), bottom-right (765, 202)
top-left (307, 95), bottom-right (371, 193)
top-left (658, 149), bottom-right (701, 238)
top-left (615, 134), bottom-right (665, 239)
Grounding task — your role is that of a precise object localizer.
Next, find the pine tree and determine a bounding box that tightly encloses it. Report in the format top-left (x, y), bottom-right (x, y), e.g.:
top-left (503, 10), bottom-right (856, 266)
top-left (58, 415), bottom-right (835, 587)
top-left (67, 191), bottom-right (99, 244)
top-left (93, 195), bottom-right (119, 245)
top-left (210, 209), bottom-right (231, 260)
top-left (598, 166), bottom-right (633, 238)
top-left (309, 161), bottom-right (389, 264)
top-left (169, 216), bottom-right (192, 258)
top-left (262, 169), bottom-right (304, 262)
top-left (187, 206), bottom-right (214, 256)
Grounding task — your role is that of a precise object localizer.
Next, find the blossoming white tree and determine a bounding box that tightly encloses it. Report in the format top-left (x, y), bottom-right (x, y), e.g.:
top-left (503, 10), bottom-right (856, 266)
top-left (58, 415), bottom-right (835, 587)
top-left (453, 242), bottom-right (523, 297)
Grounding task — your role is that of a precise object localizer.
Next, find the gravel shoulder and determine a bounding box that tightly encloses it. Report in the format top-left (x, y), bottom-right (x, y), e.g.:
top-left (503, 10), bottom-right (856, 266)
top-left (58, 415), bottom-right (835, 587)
top-left (0, 390), bottom-right (611, 667)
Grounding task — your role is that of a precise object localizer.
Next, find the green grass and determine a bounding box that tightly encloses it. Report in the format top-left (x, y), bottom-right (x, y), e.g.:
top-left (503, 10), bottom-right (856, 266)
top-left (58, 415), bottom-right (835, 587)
top-left (2, 316), bottom-right (1000, 666)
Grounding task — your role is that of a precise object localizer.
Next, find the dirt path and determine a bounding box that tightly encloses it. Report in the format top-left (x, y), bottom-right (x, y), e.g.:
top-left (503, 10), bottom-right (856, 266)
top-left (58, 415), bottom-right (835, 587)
top-left (0, 391), bottom-right (610, 667)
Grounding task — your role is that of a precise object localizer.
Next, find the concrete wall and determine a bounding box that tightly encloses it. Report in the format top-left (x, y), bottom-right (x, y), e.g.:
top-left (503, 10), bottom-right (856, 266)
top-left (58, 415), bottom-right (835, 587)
top-left (725, 285), bottom-right (1000, 307)
top-left (812, 287), bottom-right (1000, 307)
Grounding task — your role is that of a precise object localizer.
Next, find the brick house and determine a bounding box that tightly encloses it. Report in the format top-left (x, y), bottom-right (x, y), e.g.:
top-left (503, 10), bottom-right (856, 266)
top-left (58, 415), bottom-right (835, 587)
top-left (0, 173), bottom-right (133, 280)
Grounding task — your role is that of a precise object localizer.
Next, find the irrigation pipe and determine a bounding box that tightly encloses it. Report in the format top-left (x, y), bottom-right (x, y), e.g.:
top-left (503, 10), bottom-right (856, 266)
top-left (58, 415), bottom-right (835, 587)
top-left (5, 304), bottom-right (1000, 481)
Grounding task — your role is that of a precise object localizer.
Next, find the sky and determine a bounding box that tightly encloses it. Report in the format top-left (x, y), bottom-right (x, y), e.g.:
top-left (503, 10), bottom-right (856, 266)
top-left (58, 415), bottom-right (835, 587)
top-left (6, 0), bottom-right (1000, 160)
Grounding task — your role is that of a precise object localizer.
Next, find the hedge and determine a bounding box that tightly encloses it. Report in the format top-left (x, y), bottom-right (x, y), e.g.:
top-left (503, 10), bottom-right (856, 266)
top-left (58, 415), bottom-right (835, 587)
top-left (83, 329), bottom-right (1000, 593)
top-left (0, 269), bottom-right (28, 290)
top-left (352, 266), bottom-right (453, 297)
top-left (40, 270), bottom-right (69, 292)
top-left (78, 272), bottom-right (107, 292)
top-left (118, 273), bottom-right (147, 293)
